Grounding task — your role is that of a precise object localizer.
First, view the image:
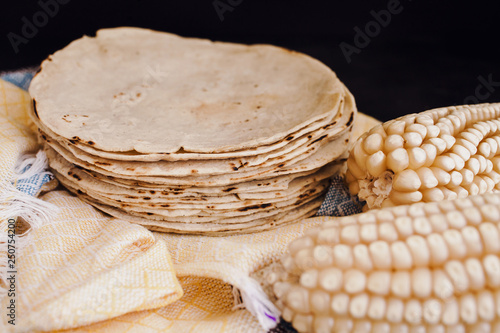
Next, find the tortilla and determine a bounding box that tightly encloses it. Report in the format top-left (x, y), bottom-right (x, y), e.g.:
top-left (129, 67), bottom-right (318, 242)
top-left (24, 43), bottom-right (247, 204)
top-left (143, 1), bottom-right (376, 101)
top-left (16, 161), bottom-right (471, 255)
top-left (30, 27), bottom-right (345, 153)
top-left (41, 119), bottom-right (347, 177)
top-left (31, 27), bottom-right (358, 234)
top-left (43, 136), bottom-right (349, 186)
top-left (55, 169), bottom-right (328, 213)
top-left (30, 83), bottom-right (355, 163)
top-left (74, 191), bottom-right (323, 235)
top-left (48, 156), bottom-right (338, 203)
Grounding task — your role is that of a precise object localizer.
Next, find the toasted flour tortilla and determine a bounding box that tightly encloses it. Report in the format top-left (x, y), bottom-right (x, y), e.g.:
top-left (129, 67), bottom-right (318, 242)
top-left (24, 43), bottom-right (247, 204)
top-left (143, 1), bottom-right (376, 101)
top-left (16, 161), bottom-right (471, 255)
top-left (58, 174), bottom-right (326, 218)
top-left (37, 87), bottom-right (354, 177)
top-left (49, 156), bottom-right (338, 204)
top-left (30, 82), bottom-right (355, 163)
top-left (31, 105), bottom-right (333, 161)
top-left (73, 190), bottom-right (323, 235)
top-left (30, 27), bottom-right (346, 153)
top-left (41, 119), bottom-right (347, 177)
top-left (44, 135), bottom-right (349, 186)
top-left (54, 167), bottom-right (328, 211)
top-left (47, 146), bottom-right (340, 194)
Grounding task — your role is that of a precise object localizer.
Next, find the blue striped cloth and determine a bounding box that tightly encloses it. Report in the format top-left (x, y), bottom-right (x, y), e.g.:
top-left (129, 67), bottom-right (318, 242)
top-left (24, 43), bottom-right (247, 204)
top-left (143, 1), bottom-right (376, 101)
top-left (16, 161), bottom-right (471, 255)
top-left (14, 164), bottom-right (53, 197)
top-left (1, 68), bottom-right (36, 90)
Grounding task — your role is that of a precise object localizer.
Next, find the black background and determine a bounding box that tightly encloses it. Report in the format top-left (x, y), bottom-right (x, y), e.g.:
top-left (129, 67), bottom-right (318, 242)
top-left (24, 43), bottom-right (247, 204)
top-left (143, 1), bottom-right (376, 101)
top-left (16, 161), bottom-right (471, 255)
top-left (1, 0), bottom-right (500, 121)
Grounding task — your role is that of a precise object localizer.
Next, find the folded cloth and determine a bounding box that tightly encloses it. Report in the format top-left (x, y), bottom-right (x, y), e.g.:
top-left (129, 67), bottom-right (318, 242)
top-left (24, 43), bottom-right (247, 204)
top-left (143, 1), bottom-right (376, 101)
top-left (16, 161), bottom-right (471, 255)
top-left (0, 72), bottom-right (380, 333)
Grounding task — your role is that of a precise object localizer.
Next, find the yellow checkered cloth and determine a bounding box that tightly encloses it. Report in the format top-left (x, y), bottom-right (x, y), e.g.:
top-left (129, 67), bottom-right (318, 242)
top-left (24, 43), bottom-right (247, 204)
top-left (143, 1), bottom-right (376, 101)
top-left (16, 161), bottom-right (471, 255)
top-left (0, 79), bottom-right (380, 333)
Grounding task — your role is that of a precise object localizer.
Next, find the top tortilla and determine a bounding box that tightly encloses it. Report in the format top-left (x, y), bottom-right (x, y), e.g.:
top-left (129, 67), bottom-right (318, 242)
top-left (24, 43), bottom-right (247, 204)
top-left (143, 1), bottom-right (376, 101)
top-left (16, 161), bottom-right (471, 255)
top-left (29, 27), bottom-right (345, 154)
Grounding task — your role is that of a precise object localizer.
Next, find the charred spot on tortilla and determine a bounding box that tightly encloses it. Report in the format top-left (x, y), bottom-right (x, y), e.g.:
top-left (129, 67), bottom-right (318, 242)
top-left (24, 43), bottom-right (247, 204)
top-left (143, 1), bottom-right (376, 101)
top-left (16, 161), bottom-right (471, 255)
top-left (346, 112), bottom-right (354, 127)
top-left (237, 203), bottom-right (272, 211)
top-left (307, 134), bottom-right (327, 147)
top-left (94, 161), bottom-right (111, 166)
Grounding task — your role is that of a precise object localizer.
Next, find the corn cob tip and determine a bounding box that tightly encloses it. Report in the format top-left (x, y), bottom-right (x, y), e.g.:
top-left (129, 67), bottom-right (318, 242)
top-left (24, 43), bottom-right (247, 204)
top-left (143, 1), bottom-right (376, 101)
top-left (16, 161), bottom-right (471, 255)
top-left (345, 104), bottom-right (500, 210)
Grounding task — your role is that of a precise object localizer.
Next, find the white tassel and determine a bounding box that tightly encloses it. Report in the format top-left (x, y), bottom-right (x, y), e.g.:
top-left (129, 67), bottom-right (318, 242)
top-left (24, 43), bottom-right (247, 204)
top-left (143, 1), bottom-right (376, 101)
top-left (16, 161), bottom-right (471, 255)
top-left (232, 275), bottom-right (280, 331)
top-left (14, 150), bottom-right (49, 180)
top-left (0, 150), bottom-right (58, 330)
top-left (0, 190), bottom-right (57, 231)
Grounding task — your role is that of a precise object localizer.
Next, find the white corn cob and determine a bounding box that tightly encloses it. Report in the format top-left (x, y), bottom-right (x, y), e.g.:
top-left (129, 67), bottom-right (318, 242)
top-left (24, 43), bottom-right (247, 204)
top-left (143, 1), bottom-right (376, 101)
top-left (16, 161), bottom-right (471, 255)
top-left (345, 104), bottom-right (500, 210)
top-left (271, 193), bottom-right (500, 332)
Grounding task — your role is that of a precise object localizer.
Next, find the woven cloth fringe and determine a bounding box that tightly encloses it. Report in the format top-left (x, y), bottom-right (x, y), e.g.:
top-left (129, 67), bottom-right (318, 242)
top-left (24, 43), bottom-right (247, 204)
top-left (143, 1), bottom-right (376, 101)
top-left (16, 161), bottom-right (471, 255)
top-left (0, 148), bottom-right (57, 331)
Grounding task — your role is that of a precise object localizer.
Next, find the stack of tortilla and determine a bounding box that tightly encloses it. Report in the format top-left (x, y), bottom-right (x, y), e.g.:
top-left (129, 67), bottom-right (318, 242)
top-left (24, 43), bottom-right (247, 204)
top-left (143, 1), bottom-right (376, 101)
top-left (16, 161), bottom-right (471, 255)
top-left (29, 27), bottom-right (356, 235)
